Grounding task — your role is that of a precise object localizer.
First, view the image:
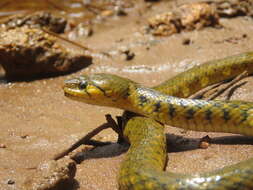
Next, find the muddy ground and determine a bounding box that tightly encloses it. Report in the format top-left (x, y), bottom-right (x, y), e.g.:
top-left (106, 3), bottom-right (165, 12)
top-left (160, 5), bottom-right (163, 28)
top-left (1, 0), bottom-right (253, 190)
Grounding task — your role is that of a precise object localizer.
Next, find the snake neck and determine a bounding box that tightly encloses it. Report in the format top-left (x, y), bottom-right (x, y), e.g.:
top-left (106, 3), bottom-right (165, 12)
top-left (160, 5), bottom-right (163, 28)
top-left (126, 84), bottom-right (253, 136)
top-left (127, 84), bottom-right (180, 123)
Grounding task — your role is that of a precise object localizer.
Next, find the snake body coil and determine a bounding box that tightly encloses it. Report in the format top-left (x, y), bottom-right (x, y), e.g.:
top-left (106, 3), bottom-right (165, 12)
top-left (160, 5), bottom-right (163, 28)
top-left (64, 52), bottom-right (253, 189)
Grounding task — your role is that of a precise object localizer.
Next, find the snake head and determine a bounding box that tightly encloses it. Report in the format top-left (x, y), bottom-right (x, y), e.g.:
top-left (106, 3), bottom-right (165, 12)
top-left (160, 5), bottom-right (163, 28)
top-left (63, 73), bottom-right (134, 109)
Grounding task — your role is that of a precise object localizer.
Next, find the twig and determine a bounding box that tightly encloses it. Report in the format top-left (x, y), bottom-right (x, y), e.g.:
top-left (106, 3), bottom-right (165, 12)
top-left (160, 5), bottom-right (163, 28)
top-left (190, 71), bottom-right (248, 100)
top-left (190, 82), bottom-right (224, 99)
top-left (53, 114), bottom-right (116, 160)
top-left (41, 28), bottom-right (90, 51)
top-left (206, 71), bottom-right (248, 100)
top-left (224, 81), bottom-right (248, 101)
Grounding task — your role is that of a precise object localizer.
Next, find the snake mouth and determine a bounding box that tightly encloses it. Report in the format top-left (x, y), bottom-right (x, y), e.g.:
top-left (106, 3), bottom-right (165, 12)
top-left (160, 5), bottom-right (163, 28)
top-left (64, 91), bottom-right (73, 97)
top-left (63, 88), bottom-right (88, 103)
top-left (63, 86), bottom-right (83, 98)
top-left (63, 85), bottom-right (93, 103)
top-left (64, 88), bottom-right (77, 101)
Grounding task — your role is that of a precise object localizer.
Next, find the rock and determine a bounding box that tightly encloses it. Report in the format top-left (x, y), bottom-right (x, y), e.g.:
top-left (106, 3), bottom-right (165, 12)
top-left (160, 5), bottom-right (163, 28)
top-left (0, 26), bottom-right (92, 80)
top-left (182, 38), bottom-right (191, 45)
top-left (0, 11), bottom-right (68, 33)
top-left (101, 10), bottom-right (114, 17)
top-left (119, 46), bottom-right (135, 61)
top-left (7, 179), bottom-right (15, 185)
top-left (114, 5), bottom-right (127, 16)
top-left (22, 157), bottom-right (76, 190)
top-left (0, 143), bottom-right (7, 148)
top-left (148, 2), bottom-right (219, 36)
top-left (214, 0), bottom-right (253, 17)
top-left (68, 23), bottom-right (93, 41)
top-left (179, 2), bottom-right (219, 31)
top-left (148, 11), bottom-right (181, 36)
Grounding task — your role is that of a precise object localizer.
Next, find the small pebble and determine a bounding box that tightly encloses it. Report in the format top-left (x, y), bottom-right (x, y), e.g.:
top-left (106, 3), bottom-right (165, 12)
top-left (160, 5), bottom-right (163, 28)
top-left (242, 34), bottom-right (247, 38)
top-left (199, 141), bottom-right (209, 149)
top-left (0, 144), bottom-right (6, 148)
top-left (21, 134), bottom-right (29, 139)
top-left (7, 179), bottom-right (15, 185)
top-left (119, 47), bottom-right (135, 61)
top-left (101, 10), bottom-right (114, 17)
top-left (115, 6), bottom-right (127, 16)
top-left (199, 135), bottom-right (211, 149)
top-left (125, 51), bottom-right (135, 61)
top-left (182, 38), bottom-right (191, 45)
top-left (115, 38), bottom-right (124, 43)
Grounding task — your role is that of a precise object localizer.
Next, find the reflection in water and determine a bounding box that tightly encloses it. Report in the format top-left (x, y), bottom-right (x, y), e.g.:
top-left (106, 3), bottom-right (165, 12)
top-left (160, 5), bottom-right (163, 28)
top-left (0, 0), bottom-right (134, 20)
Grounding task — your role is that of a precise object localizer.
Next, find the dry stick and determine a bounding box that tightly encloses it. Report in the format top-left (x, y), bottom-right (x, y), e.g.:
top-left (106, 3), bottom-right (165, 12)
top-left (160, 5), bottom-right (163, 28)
top-left (190, 82), bottom-right (225, 99)
top-left (206, 71), bottom-right (248, 101)
top-left (41, 28), bottom-right (90, 51)
top-left (53, 114), bottom-right (116, 160)
top-left (43, 27), bottom-right (114, 59)
top-left (191, 71), bottom-right (248, 100)
top-left (224, 81), bottom-right (248, 101)
top-left (42, 28), bottom-right (112, 59)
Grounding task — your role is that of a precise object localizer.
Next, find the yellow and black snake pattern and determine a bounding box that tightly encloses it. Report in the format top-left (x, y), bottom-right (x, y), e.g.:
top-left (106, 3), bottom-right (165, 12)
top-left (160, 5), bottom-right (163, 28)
top-left (64, 52), bottom-right (253, 190)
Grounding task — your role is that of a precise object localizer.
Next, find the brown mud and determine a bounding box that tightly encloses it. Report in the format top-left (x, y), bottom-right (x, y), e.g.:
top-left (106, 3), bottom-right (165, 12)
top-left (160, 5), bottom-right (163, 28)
top-left (1, 0), bottom-right (253, 190)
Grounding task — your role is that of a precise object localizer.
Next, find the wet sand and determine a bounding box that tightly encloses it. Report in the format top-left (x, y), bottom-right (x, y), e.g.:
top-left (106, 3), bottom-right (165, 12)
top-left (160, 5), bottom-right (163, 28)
top-left (1, 0), bottom-right (253, 189)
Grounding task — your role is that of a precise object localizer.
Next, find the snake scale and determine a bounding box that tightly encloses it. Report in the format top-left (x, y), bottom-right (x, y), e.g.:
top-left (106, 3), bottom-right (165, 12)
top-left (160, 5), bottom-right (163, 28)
top-left (64, 52), bottom-right (253, 189)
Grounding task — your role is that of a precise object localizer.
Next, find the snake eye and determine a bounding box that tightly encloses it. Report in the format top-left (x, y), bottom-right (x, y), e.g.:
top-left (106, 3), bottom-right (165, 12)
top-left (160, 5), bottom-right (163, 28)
top-left (79, 81), bottom-right (88, 89)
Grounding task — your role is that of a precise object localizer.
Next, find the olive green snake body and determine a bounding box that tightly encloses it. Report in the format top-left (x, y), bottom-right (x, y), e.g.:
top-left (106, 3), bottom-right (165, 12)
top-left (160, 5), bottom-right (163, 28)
top-left (64, 52), bottom-right (253, 189)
